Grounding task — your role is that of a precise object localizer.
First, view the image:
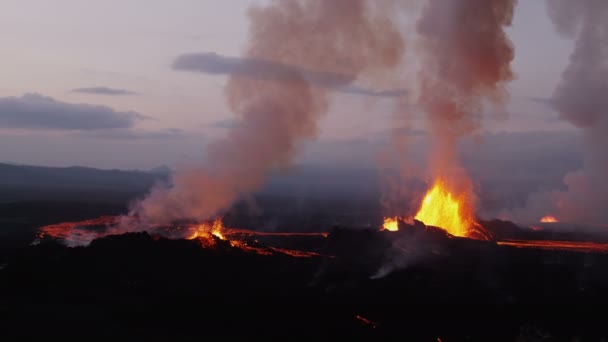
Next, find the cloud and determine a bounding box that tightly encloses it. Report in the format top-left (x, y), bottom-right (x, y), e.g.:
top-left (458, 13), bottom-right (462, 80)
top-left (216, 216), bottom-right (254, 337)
top-left (76, 128), bottom-right (186, 140)
top-left (208, 118), bottom-right (241, 129)
top-left (173, 52), bottom-right (405, 98)
top-left (371, 127), bottom-right (428, 140)
top-left (0, 93), bottom-right (143, 130)
top-left (71, 87), bottom-right (139, 96)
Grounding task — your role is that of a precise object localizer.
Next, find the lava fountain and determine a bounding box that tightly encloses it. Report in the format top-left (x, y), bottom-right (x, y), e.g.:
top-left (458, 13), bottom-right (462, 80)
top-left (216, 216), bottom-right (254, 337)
top-left (414, 178), bottom-right (474, 238)
top-left (187, 218), bottom-right (226, 241)
top-left (382, 217), bottom-right (399, 232)
top-left (383, 177), bottom-right (490, 240)
top-left (540, 215), bottom-right (558, 223)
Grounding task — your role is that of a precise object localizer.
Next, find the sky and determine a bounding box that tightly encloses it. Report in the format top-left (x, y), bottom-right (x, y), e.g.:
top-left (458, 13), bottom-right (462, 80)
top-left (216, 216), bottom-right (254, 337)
top-left (0, 0), bottom-right (578, 170)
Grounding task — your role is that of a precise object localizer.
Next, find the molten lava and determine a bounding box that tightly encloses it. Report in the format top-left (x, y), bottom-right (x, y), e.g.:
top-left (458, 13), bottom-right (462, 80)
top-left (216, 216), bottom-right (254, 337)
top-left (37, 216), bottom-right (330, 258)
top-left (187, 218), bottom-right (226, 241)
top-left (36, 216), bottom-right (118, 247)
top-left (186, 221), bottom-right (330, 257)
top-left (540, 215), bottom-right (559, 223)
top-left (382, 217), bottom-right (399, 231)
top-left (497, 239), bottom-right (608, 254)
top-left (414, 179), bottom-right (475, 238)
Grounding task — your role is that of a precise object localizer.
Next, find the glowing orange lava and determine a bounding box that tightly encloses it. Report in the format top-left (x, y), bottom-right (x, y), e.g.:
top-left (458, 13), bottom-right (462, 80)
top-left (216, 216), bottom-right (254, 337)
top-left (38, 216), bottom-right (330, 258)
top-left (35, 216), bottom-right (118, 246)
top-left (414, 178), bottom-right (475, 238)
top-left (497, 239), bottom-right (608, 254)
top-left (187, 218), bottom-right (226, 241)
top-left (382, 217), bottom-right (399, 231)
top-left (540, 215), bottom-right (558, 223)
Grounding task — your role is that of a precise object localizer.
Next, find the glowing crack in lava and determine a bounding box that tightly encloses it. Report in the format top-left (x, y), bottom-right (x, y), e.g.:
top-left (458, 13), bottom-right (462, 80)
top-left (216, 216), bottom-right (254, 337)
top-left (414, 179), bottom-right (475, 238)
top-left (382, 217), bottom-right (399, 231)
top-left (540, 215), bottom-right (559, 223)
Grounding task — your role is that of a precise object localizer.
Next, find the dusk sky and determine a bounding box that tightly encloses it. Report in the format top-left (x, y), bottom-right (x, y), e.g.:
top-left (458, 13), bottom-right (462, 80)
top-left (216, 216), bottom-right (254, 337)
top-left (0, 0), bottom-right (577, 169)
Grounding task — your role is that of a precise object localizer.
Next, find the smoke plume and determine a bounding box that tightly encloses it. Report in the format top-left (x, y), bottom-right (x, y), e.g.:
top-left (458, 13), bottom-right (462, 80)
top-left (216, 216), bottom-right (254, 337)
top-left (126, 0), bottom-right (405, 226)
top-left (543, 0), bottom-right (608, 223)
top-left (414, 0), bottom-right (517, 214)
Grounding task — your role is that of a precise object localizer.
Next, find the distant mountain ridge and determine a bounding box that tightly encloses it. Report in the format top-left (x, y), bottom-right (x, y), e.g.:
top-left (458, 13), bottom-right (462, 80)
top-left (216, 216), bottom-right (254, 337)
top-left (0, 162), bottom-right (167, 190)
top-left (0, 162), bottom-right (170, 203)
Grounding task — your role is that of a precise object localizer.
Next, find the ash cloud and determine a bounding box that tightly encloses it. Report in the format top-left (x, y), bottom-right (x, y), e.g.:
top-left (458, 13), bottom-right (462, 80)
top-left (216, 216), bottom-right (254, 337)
top-left (513, 0), bottom-right (608, 224)
top-left (128, 0), bottom-right (406, 227)
top-left (173, 52), bottom-right (405, 98)
top-left (393, 0), bottom-right (517, 218)
top-left (71, 87), bottom-right (139, 96)
top-left (0, 93), bottom-right (142, 130)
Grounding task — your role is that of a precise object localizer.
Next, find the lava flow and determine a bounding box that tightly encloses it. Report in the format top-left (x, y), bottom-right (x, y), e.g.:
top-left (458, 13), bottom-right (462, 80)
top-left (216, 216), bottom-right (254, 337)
top-left (36, 216), bottom-right (329, 258)
top-left (497, 239), bottom-right (608, 254)
top-left (36, 216), bottom-right (119, 247)
top-left (185, 221), bottom-right (331, 258)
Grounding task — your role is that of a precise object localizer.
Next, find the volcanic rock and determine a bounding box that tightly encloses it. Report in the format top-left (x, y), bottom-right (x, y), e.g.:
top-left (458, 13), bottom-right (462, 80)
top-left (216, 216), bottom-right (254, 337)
top-left (2, 224), bottom-right (608, 340)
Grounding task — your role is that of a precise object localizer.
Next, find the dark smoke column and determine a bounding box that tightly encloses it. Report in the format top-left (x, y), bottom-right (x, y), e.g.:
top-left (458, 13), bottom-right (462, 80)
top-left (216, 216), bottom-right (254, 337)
top-left (545, 0), bottom-right (608, 223)
top-left (127, 0), bottom-right (405, 226)
top-left (414, 0), bottom-right (517, 212)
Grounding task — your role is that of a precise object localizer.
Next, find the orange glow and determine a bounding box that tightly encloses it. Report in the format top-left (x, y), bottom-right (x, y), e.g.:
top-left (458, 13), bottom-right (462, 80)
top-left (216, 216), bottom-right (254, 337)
top-left (497, 239), bottom-right (608, 254)
top-left (184, 218), bottom-right (330, 257)
top-left (540, 215), bottom-right (558, 223)
top-left (223, 229), bottom-right (328, 238)
top-left (38, 215), bottom-right (331, 258)
top-left (414, 178), bottom-right (475, 238)
top-left (267, 247), bottom-right (331, 258)
top-left (36, 216), bottom-right (118, 246)
top-left (382, 217), bottom-right (399, 231)
top-left (187, 218), bottom-right (226, 240)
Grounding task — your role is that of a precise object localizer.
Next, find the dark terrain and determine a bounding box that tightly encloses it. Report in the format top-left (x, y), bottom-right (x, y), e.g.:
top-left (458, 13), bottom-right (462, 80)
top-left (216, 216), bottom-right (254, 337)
top-left (2, 221), bottom-right (608, 341)
top-left (2, 163), bottom-right (608, 340)
top-left (0, 162), bottom-right (384, 262)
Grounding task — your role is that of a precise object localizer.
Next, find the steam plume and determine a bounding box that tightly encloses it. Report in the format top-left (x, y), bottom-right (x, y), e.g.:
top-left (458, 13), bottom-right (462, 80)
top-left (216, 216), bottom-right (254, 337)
top-left (544, 0), bottom-right (608, 223)
top-left (415, 0), bottom-right (517, 212)
top-left (126, 0), bottom-right (405, 226)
